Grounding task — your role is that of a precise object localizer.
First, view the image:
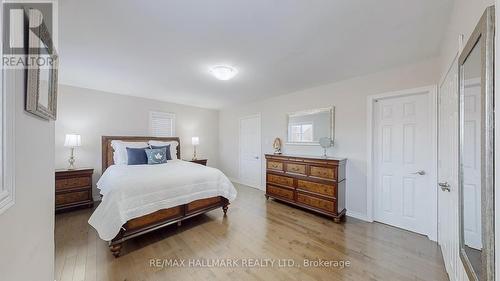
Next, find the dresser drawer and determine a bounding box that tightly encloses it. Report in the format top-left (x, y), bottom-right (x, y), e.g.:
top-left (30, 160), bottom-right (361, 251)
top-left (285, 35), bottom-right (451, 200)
top-left (56, 176), bottom-right (91, 190)
top-left (286, 163), bottom-right (306, 175)
top-left (267, 161), bottom-right (284, 171)
top-left (297, 180), bottom-right (335, 197)
top-left (267, 185), bottom-right (294, 200)
top-left (310, 166), bottom-right (337, 180)
top-left (55, 169), bottom-right (94, 212)
top-left (55, 190), bottom-right (90, 206)
top-left (268, 174), bottom-right (294, 187)
top-left (297, 193), bottom-right (335, 213)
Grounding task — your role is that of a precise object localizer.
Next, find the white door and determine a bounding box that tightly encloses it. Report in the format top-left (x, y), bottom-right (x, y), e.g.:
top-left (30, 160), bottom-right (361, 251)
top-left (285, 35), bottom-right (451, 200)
top-left (437, 56), bottom-right (471, 281)
top-left (239, 115), bottom-right (262, 189)
top-left (373, 93), bottom-right (433, 236)
top-left (462, 80), bottom-right (482, 250)
top-left (438, 57), bottom-right (460, 278)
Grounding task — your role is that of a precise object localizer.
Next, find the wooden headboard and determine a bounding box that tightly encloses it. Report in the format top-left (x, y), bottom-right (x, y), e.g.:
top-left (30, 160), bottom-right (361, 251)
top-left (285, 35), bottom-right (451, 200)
top-left (101, 136), bottom-right (181, 172)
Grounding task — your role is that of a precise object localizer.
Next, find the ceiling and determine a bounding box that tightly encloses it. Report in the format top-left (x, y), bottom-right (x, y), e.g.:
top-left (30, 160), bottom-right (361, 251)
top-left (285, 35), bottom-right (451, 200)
top-left (58, 0), bottom-right (454, 109)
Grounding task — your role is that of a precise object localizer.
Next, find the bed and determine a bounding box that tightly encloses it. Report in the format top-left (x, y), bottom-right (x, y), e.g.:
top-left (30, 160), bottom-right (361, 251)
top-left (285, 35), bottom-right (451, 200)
top-left (88, 136), bottom-right (237, 257)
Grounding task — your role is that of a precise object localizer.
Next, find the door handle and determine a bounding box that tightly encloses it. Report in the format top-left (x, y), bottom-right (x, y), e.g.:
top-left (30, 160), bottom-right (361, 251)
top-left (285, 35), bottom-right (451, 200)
top-left (254, 156), bottom-right (259, 159)
top-left (411, 170), bottom-right (426, 175)
top-left (438, 182), bottom-right (451, 192)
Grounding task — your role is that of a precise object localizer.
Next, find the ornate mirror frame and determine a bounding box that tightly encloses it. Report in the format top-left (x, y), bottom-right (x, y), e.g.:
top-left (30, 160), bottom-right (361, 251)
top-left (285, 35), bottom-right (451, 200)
top-left (25, 8), bottom-right (58, 120)
top-left (458, 6), bottom-right (495, 281)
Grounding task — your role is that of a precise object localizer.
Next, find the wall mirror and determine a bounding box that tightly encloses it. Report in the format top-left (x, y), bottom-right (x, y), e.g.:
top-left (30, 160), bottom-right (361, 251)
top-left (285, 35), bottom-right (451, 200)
top-left (286, 107), bottom-right (335, 145)
top-left (458, 6), bottom-right (494, 281)
top-left (26, 8), bottom-right (59, 120)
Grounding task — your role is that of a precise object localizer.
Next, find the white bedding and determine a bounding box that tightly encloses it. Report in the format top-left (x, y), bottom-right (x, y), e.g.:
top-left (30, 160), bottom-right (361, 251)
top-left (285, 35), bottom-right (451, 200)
top-left (88, 160), bottom-right (237, 241)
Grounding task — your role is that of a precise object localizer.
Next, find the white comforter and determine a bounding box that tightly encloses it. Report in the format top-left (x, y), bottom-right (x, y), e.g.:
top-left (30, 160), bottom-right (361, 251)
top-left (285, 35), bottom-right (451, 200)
top-left (88, 160), bottom-right (237, 241)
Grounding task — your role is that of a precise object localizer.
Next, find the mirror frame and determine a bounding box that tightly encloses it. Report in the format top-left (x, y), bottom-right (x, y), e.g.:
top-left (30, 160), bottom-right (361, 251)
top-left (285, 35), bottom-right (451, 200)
top-left (458, 6), bottom-right (495, 281)
top-left (25, 8), bottom-right (59, 120)
top-left (286, 107), bottom-right (335, 145)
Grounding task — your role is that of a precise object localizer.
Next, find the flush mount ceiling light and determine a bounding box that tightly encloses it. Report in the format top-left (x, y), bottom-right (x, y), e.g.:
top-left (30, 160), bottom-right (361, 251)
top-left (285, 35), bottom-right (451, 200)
top-left (209, 65), bottom-right (238, 81)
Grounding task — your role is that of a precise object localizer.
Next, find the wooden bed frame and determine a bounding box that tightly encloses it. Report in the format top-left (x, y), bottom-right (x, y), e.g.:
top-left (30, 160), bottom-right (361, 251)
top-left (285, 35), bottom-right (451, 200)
top-left (101, 136), bottom-right (229, 257)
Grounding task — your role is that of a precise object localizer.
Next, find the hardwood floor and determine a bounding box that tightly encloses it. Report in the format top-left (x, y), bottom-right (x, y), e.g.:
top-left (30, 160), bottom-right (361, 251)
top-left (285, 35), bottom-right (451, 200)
top-left (55, 183), bottom-right (449, 281)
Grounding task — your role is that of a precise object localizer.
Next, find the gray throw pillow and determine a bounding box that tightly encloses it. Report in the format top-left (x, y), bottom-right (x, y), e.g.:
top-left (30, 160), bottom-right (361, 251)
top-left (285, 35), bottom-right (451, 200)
top-left (151, 144), bottom-right (172, 160)
top-left (145, 147), bottom-right (168, 164)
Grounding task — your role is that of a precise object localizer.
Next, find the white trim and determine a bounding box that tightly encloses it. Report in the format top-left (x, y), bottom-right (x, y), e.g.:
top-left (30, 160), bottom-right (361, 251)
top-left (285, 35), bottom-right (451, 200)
top-left (0, 0), bottom-right (16, 215)
top-left (229, 177), bottom-right (263, 191)
top-left (238, 113), bottom-right (263, 190)
top-left (228, 177), bottom-right (243, 185)
top-left (366, 85), bottom-right (438, 241)
top-left (0, 68), bottom-right (16, 216)
top-left (347, 210), bottom-right (371, 222)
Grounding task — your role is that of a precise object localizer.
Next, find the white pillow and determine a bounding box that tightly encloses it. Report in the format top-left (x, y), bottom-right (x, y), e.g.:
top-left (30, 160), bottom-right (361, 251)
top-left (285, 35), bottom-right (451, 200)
top-left (148, 140), bottom-right (179, 159)
top-left (111, 141), bottom-right (149, 165)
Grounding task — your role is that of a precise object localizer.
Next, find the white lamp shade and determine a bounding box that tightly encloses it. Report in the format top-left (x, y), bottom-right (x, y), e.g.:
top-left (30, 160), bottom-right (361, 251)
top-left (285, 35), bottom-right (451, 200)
top-left (192, 137), bottom-right (200, 146)
top-left (64, 134), bottom-right (81, 147)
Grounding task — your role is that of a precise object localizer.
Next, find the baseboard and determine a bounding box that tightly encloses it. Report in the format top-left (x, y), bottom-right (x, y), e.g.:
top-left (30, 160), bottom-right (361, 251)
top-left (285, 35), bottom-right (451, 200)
top-left (347, 210), bottom-right (372, 222)
top-left (229, 177), bottom-right (263, 191)
top-left (228, 177), bottom-right (243, 185)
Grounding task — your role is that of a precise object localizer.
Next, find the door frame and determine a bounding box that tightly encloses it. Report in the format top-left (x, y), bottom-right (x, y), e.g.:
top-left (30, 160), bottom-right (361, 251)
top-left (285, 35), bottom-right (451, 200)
top-left (238, 113), bottom-right (263, 190)
top-left (366, 85), bottom-right (438, 241)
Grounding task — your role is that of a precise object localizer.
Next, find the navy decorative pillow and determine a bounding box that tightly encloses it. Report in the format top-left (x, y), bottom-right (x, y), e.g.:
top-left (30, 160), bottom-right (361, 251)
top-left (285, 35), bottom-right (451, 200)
top-left (126, 147), bottom-right (148, 165)
top-left (145, 148), bottom-right (168, 164)
top-left (151, 144), bottom-right (172, 160)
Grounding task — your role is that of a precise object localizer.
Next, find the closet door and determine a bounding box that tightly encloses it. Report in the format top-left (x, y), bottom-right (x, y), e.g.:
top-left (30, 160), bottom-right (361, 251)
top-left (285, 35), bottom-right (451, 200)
top-left (438, 55), bottom-right (462, 280)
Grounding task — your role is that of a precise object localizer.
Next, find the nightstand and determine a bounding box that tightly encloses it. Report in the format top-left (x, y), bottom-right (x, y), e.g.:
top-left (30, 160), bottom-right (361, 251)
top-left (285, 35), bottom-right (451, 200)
top-left (188, 159), bottom-right (208, 166)
top-left (55, 168), bottom-right (94, 212)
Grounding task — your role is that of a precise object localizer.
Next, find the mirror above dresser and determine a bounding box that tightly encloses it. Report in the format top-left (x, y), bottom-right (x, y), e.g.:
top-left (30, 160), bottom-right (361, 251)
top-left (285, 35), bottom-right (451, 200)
top-left (286, 107), bottom-right (335, 145)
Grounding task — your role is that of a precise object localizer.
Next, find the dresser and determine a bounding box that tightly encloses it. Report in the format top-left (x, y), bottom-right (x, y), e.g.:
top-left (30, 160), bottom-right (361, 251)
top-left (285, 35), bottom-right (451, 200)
top-left (265, 154), bottom-right (346, 222)
top-left (55, 168), bottom-right (94, 212)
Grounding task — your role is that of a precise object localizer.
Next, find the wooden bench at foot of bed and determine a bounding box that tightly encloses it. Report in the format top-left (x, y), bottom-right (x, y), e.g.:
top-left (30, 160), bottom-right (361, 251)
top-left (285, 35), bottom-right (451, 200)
top-left (109, 196), bottom-right (229, 257)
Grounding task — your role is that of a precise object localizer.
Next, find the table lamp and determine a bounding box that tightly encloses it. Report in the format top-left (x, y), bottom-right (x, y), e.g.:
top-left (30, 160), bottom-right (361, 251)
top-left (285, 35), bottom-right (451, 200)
top-left (64, 134), bottom-right (81, 170)
top-left (192, 137), bottom-right (199, 160)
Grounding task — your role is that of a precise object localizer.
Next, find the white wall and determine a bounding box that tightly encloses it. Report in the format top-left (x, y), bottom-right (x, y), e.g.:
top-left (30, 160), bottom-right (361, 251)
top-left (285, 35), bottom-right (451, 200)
top-left (219, 58), bottom-right (440, 219)
top-left (55, 85), bottom-right (219, 200)
top-left (439, 0), bottom-right (495, 75)
top-left (0, 70), bottom-right (55, 280)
